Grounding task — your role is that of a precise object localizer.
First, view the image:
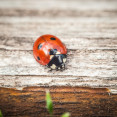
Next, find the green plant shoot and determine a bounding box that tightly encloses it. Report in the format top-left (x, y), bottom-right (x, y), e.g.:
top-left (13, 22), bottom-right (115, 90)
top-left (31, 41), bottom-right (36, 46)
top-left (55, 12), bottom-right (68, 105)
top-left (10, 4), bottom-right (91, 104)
top-left (0, 110), bottom-right (3, 117)
top-left (61, 112), bottom-right (70, 117)
top-left (46, 90), bottom-right (53, 116)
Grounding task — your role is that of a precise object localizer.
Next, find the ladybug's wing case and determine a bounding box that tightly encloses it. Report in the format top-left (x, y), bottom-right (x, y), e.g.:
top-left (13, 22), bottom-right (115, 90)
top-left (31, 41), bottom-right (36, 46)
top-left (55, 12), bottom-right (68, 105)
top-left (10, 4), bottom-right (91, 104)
top-left (33, 36), bottom-right (50, 65)
top-left (33, 34), bottom-right (67, 66)
top-left (44, 34), bottom-right (67, 55)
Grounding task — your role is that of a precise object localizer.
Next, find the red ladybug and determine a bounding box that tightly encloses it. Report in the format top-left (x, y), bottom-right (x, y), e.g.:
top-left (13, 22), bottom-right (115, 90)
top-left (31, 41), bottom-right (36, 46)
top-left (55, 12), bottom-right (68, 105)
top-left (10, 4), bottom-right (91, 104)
top-left (33, 34), bottom-right (67, 70)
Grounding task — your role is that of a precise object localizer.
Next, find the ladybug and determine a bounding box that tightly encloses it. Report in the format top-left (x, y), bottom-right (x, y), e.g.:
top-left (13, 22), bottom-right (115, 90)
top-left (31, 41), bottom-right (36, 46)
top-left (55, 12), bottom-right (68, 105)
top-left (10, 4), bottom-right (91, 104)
top-left (33, 34), bottom-right (67, 70)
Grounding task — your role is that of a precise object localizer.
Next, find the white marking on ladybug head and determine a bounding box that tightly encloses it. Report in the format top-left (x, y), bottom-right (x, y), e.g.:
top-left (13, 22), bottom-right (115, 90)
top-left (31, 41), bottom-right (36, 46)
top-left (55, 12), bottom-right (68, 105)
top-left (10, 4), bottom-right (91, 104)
top-left (63, 58), bottom-right (66, 63)
top-left (50, 55), bottom-right (54, 60)
top-left (51, 64), bottom-right (56, 69)
top-left (56, 51), bottom-right (60, 54)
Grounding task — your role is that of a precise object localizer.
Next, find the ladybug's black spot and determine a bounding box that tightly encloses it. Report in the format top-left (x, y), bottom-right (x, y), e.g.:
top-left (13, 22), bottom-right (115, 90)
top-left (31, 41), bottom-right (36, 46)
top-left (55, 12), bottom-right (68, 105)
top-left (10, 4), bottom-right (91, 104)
top-left (37, 56), bottom-right (40, 60)
top-left (49, 49), bottom-right (57, 55)
top-left (38, 44), bottom-right (42, 49)
top-left (50, 37), bottom-right (56, 40)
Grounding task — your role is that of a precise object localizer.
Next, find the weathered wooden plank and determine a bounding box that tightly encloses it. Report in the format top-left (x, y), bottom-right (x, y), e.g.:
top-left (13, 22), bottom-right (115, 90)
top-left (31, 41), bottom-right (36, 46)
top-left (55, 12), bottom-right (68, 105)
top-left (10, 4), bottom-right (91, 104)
top-left (0, 0), bottom-right (117, 18)
top-left (0, 86), bottom-right (117, 117)
top-left (0, 0), bottom-right (117, 10)
top-left (0, 21), bottom-right (117, 50)
top-left (0, 0), bottom-right (117, 93)
top-left (0, 17), bottom-right (117, 32)
top-left (0, 49), bottom-right (117, 93)
top-left (0, 75), bottom-right (117, 93)
top-left (0, 49), bottom-right (117, 68)
top-left (1, 66), bottom-right (116, 77)
top-left (0, 9), bottom-right (117, 17)
top-left (0, 33), bottom-right (117, 50)
top-left (0, 49), bottom-right (117, 76)
top-left (0, 14), bottom-right (117, 50)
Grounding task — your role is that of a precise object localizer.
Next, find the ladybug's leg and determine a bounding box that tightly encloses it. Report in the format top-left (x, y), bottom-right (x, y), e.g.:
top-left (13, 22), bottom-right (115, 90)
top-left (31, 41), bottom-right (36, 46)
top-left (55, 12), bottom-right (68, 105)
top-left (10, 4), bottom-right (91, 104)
top-left (56, 67), bottom-right (59, 71)
top-left (62, 64), bottom-right (65, 70)
top-left (60, 64), bottom-right (65, 70)
top-left (48, 68), bottom-right (53, 72)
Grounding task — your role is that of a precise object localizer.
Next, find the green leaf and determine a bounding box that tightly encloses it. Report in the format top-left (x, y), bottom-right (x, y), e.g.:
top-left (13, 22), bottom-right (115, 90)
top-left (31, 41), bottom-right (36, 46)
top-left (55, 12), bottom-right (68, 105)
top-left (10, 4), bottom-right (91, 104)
top-left (46, 91), bottom-right (53, 116)
top-left (0, 110), bottom-right (3, 117)
top-left (61, 112), bottom-right (70, 117)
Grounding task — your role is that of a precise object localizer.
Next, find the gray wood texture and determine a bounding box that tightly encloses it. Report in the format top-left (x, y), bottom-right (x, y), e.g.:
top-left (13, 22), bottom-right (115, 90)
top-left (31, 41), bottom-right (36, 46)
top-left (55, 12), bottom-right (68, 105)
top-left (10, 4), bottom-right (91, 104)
top-left (0, 0), bottom-right (117, 93)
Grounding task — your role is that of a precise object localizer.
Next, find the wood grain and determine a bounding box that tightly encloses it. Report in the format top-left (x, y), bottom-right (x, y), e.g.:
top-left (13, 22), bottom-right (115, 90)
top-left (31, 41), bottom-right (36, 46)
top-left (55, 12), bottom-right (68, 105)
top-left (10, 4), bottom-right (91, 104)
top-left (0, 35), bottom-right (117, 50)
top-left (0, 49), bottom-right (117, 93)
top-left (0, 86), bottom-right (117, 117)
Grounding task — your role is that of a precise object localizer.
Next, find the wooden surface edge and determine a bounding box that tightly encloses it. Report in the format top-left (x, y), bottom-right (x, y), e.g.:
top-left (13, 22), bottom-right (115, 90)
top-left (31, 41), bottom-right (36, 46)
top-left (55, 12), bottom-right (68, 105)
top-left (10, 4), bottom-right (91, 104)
top-left (0, 86), bottom-right (117, 117)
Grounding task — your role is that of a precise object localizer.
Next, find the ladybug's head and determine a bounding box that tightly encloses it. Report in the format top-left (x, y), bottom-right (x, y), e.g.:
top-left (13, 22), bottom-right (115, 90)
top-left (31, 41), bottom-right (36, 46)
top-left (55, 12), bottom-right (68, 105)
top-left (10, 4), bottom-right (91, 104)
top-left (47, 49), bottom-right (67, 70)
